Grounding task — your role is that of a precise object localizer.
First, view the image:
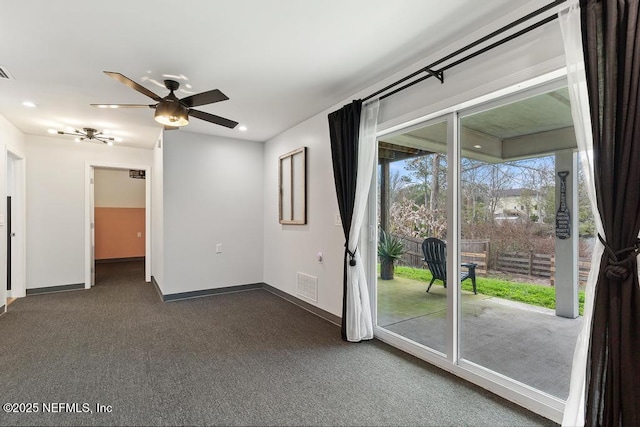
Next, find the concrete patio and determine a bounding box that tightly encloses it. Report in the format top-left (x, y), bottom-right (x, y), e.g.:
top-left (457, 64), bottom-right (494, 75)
top-left (377, 275), bottom-right (583, 400)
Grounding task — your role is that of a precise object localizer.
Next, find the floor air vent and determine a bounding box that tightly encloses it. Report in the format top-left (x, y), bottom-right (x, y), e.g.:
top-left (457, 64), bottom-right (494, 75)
top-left (296, 272), bottom-right (318, 303)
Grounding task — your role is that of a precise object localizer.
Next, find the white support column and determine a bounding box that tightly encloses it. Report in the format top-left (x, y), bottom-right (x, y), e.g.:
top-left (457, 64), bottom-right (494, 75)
top-left (446, 112), bottom-right (460, 362)
top-left (554, 150), bottom-right (579, 318)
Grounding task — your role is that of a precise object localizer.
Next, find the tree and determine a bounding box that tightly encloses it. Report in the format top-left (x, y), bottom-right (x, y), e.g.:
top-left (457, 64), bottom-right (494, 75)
top-left (404, 153), bottom-right (447, 209)
top-left (389, 197), bottom-right (447, 239)
top-left (460, 162), bottom-right (518, 222)
top-left (517, 157), bottom-right (555, 223)
top-left (461, 158), bottom-right (497, 223)
top-left (387, 169), bottom-right (406, 206)
top-left (404, 155), bottom-right (431, 207)
top-left (577, 162), bottom-right (595, 237)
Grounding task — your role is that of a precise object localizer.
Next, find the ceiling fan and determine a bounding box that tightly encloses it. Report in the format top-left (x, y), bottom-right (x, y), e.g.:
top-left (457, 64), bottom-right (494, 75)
top-left (92, 71), bottom-right (238, 129)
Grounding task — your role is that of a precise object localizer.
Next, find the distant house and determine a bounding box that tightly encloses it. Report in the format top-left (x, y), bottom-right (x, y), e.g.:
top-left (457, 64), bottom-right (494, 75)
top-left (494, 188), bottom-right (543, 222)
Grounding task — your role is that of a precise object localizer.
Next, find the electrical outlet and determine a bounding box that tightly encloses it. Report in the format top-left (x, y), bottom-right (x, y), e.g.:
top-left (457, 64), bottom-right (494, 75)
top-left (137, 232), bottom-right (142, 238)
top-left (216, 243), bottom-right (222, 253)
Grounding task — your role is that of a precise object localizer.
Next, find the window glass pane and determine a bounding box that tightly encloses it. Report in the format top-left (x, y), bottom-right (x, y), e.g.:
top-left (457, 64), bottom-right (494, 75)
top-left (377, 120), bottom-right (449, 355)
top-left (459, 88), bottom-right (586, 399)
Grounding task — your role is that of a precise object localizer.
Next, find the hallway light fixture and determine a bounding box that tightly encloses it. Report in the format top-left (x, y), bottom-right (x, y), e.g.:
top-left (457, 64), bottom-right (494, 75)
top-left (48, 127), bottom-right (121, 146)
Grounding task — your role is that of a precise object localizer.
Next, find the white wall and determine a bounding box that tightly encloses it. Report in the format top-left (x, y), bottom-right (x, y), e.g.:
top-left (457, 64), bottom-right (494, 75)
top-left (0, 115), bottom-right (26, 306)
top-left (264, 115), bottom-right (346, 316)
top-left (25, 136), bottom-right (153, 289)
top-left (161, 131), bottom-right (264, 295)
top-left (377, 13), bottom-right (565, 131)
top-left (94, 168), bottom-right (145, 208)
top-left (152, 134), bottom-right (164, 291)
top-left (263, 2), bottom-right (567, 317)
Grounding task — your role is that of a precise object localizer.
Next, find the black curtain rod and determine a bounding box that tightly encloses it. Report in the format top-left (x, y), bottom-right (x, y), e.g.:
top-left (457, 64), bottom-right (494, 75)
top-left (363, 0), bottom-right (567, 102)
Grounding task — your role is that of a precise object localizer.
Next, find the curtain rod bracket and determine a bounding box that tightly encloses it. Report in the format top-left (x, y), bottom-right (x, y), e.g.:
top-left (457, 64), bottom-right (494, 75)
top-left (424, 67), bottom-right (444, 83)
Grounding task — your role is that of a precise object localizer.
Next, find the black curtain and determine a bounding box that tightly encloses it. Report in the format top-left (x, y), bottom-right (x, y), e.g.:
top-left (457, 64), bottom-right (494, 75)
top-left (328, 100), bottom-right (362, 341)
top-left (580, 0), bottom-right (640, 425)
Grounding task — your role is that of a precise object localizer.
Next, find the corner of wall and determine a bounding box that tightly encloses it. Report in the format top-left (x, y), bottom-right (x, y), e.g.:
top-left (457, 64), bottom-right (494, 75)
top-left (152, 132), bottom-right (165, 293)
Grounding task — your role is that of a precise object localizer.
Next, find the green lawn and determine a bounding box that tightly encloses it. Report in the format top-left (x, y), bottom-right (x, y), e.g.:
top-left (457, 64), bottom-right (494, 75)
top-left (392, 265), bottom-right (585, 315)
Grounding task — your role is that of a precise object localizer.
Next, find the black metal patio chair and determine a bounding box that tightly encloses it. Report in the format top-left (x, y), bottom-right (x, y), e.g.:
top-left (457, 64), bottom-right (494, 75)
top-left (421, 237), bottom-right (477, 294)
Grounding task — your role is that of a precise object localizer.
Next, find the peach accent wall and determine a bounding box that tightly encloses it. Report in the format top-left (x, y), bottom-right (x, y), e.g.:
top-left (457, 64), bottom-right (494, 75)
top-left (95, 207), bottom-right (145, 260)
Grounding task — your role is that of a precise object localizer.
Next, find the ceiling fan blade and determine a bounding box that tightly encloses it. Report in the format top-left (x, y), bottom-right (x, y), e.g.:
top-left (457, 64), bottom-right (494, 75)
top-left (91, 103), bottom-right (155, 108)
top-left (189, 109), bottom-right (238, 129)
top-left (103, 71), bottom-right (162, 101)
top-left (180, 89), bottom-right (229, 108)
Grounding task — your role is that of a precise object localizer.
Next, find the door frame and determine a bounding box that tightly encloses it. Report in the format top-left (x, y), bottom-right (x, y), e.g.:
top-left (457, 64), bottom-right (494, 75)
top-left (85, 161), bottom-right (152, 288)
top-left (6, 147), bottom-right (26, 299)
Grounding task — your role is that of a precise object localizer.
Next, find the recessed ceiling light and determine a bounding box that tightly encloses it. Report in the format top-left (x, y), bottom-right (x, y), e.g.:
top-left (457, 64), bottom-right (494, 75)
top-left (22, 101), bottom-right (37, 108)
top-left (238, 125), bottom-right (247, 131)
top-left (473, 144), bottom-right (482, 149)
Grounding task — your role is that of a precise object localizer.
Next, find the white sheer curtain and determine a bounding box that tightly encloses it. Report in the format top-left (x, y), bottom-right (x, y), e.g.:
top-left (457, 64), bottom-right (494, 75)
top-left (559, 4), bottom-right (604, 426)
top-left (345, 99), bottom-right (379, 342)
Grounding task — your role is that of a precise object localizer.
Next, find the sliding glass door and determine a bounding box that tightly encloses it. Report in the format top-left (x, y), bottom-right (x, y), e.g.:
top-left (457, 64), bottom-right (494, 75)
top-left (372, 76), bottom-right (589, 413)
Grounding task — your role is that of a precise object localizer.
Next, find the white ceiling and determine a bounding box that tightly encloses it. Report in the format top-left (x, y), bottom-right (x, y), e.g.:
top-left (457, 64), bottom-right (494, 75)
top-left (0, 0), bottom-right (534, 149)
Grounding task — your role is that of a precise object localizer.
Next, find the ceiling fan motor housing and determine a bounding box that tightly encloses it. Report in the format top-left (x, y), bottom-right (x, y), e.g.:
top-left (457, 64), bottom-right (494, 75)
top-left (164, 79), bottom-right (180, 91)
top-left (154, 95), bottom-right (189, 126)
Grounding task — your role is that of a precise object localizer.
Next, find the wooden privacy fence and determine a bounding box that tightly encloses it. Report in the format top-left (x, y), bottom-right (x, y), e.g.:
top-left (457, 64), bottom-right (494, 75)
top-left (393, 235), bottom-right (489, 275)
top-left (496, 252), bottom-right (553, 278)
top-left (497, 251), bottom-right (591, 285)
top-left (550, 257), bottom-right (592, 286)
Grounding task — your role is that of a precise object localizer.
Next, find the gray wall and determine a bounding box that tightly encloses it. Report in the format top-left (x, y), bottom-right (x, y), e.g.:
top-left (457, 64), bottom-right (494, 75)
top-left (162, 131), bottom-right (264, 295)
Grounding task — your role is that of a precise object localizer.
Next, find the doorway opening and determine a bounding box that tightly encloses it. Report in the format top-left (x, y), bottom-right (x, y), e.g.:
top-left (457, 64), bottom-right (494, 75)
top-left (6, 149), bottom-right (26, 304)
top-left (93, 167), bottom-right (147, 286)
top-left (85, 162), bottom-right (151, 289)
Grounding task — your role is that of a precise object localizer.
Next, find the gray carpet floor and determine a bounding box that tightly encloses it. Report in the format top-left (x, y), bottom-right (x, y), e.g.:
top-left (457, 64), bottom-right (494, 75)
top-left (0, 261), bottom-right (555, 426)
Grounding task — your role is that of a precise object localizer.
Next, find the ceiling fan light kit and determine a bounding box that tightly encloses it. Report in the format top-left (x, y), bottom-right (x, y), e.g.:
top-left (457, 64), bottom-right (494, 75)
top-left (154, 96), bottom-right (189, 127)
top-left (93, 72), bottom-right (238, 129)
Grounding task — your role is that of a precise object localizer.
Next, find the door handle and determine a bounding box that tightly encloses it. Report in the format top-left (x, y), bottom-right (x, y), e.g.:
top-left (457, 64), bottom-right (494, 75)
top-left (10, 233), bottom-right (15, 237)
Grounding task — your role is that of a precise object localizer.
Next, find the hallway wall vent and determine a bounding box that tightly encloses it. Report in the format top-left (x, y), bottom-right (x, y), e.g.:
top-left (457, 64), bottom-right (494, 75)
top-left (296, 272), bottom-right (318, 303)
